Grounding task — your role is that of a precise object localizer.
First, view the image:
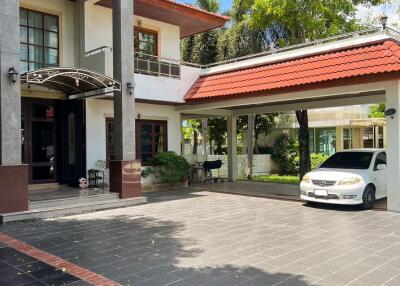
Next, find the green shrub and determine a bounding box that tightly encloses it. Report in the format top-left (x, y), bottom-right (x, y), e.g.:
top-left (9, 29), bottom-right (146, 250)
top-left (292, 153), bottom-right (329, 172)
top-left (141, 152), bottom-right (191, 184)
top-left (271, 134), bottom-right (299, 175)
top-left (271, 134), bottom-right (330, 175)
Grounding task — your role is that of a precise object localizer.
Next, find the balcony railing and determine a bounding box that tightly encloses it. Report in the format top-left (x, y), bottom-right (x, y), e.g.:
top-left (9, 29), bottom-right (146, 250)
top-left (134, 52), bottom-right (181, 79)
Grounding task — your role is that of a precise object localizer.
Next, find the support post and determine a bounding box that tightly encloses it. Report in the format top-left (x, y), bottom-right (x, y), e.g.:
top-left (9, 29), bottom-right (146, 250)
top-left (386, 80), bottom-right (400, 212)
top-left (109, 0), bottom-right (141, 199)
top-left (0, 1), bottom-right (28, 214)
top-left (201, 118), bottom-right (208, 158)
top-left (227, 115), bottom-right (237, 181)
top-left (247, 115), bottom-right (255, 179)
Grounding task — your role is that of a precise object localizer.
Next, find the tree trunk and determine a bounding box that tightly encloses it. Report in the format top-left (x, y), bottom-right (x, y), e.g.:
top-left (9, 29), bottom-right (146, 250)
top-left (296, 110), bottom-right (311, 180)
top-left (192, 130), bottom-right (198, 155)
top-left (247, 115), bottom-right (255, 179)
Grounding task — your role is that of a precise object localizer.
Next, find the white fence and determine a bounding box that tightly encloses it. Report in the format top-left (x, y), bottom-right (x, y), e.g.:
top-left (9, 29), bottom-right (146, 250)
top-left (184, 154), bottom-right (272, 178)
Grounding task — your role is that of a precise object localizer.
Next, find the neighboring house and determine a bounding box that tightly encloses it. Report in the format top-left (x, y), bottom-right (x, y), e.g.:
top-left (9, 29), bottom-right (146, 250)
top-left (258, 106), bottom-right (386, 156)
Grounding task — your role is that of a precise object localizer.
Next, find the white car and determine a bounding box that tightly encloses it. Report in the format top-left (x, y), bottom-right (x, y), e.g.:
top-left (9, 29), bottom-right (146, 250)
top-left (300, 149), bottom-right (387, 209)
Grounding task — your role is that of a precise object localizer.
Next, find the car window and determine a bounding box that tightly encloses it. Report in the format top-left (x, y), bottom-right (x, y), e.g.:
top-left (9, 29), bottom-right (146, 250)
top-left (320, 152), bottom-right (373, 169)
top-left (374, 152), bottom-right (387, 171)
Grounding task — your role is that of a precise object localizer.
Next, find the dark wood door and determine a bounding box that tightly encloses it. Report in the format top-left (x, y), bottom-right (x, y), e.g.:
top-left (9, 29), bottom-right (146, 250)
top-left (56, 100), bottom-right (86, 187)
top-left (22, 99), bottom-right (57, 184)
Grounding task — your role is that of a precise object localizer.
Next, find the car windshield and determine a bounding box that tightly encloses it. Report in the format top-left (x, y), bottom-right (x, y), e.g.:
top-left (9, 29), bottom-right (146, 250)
top-left (320, 152), bottom-right (373, 169)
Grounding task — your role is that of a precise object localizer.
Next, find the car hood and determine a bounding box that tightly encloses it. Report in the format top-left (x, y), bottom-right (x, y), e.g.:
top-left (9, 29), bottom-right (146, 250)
top-left (308, 168), bottom-right (366, 181)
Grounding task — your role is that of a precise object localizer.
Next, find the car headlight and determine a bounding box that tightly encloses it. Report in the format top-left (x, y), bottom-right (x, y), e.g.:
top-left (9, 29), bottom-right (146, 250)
top-left (338, 177), bottom-right (362, 185)
top-left (302, 175), bottom-right (310, 184)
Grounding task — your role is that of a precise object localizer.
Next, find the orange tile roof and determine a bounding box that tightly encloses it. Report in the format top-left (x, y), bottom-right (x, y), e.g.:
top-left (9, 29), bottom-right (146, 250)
top-left (185, 40), bottom-right (400, 102)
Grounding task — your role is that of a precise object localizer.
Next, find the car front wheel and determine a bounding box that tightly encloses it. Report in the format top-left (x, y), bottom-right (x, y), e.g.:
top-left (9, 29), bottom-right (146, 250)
top-left (361, 185), bottom-right (375, 210)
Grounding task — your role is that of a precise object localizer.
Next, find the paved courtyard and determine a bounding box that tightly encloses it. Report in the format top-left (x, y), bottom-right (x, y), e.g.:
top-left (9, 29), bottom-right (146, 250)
top-left (1, 190), bottom-right (400, 286)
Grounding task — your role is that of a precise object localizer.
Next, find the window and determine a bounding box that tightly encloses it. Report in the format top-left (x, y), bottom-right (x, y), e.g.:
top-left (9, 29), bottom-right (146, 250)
top-left (136, 120), bottom-right (167, 165)
top-left (105, 119), bottom-right (168, 165)
top-left (320, 152), bottom-right (373, 170)
top-left (374, 152), bottom-right (386, 171)
top-left (343, 128), bottom-right (352, 150)
top-left (134, 27), bottom-right (158, 57)
top-left (315, 128), bottom-right (336, 156)
top-left (20, 8), bottom-right (59, 73)
top-left (363, 127), bottom-right (374, 148)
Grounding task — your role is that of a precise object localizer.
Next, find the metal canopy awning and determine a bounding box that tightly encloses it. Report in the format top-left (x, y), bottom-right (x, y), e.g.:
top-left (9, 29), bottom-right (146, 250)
top-left (20, 67), bottom-right (121, 99)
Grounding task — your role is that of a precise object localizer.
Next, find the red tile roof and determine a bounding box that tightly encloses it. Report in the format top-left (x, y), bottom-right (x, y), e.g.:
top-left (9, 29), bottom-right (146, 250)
top-left (185, 40), bottom-right (400, 102)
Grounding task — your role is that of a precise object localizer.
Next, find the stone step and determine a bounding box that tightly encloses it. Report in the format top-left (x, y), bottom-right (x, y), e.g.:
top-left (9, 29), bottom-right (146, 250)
top-left (29, 193), bottom-right (119, 209)
top-left (1, 197), bottom-right (147, 224)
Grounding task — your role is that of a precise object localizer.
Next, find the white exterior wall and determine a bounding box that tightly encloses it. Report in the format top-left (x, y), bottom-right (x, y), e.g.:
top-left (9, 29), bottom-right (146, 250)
top-left (20, 0), bottom-right (76, 67)
top-left (85, 99), bottom-right (182, 172)
top-left (85, 0), bottom-right (180, 60)
top-left (135, 66), bottom-right (201, 103)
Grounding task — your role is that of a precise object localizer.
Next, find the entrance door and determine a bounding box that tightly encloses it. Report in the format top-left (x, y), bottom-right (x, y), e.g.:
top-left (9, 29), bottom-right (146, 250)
top-left (56, 100), bottom-right (86, 186)
top-left (22, 99), bottom-right (57, 183)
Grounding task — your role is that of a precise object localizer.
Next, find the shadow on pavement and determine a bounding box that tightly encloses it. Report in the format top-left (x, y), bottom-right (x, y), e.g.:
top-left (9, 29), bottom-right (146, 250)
top-left (1, 213), bottom-right (311, 286)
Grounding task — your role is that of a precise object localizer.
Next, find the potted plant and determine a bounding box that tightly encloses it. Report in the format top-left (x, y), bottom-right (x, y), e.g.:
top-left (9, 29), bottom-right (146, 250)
top-left (142, 152), bottom-right (191, 189)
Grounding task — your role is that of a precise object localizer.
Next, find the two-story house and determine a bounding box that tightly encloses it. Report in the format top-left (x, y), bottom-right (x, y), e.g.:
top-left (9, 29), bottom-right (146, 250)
top-left (0, 0), bottom-right (227, 216)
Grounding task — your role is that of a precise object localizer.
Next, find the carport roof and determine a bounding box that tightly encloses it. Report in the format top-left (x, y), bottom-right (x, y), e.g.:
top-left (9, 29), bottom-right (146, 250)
top-left (185, 40), bottom-right (400, 102)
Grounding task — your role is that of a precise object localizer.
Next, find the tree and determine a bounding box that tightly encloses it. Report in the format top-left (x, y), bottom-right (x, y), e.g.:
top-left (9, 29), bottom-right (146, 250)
top-left (208, 117), bottom-right (227, 154)
top-left (246, 0), bottom-right (386, 179)
top-left (181, 0), bottom-right (220, 64)
top-left (368, 103), bottom-right (386, 118)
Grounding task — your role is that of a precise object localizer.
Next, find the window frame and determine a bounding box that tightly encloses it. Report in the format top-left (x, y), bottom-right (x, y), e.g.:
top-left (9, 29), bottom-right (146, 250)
top-left (136, 120), bottom-right (168, 165)
top-left (134, 26), bottom-right (158, 57)
top-left (20, 7), bottom-right (60, 72)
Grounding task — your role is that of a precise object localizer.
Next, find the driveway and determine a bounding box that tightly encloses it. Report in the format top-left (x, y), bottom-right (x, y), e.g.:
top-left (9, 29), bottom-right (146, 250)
top-left (1, 190), bottom-right (400, 286)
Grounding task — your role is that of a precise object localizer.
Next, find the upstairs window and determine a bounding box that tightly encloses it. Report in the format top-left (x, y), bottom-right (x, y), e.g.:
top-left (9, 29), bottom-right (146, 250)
top-left (134, 27), bottom-right (158, 58)
top-left (20, 8), bottom-right (59, 73)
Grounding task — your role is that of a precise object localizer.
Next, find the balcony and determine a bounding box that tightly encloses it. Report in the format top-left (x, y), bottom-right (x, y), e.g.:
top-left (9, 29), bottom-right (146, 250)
top-left (134, 52), bottom-right (180, 79)
top-left (82, 47), bottom-right (202, 103)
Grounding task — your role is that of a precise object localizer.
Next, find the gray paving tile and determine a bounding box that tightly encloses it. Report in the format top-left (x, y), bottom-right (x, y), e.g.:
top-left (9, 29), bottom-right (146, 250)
top-left (1, 190), bottom-right (400, 286)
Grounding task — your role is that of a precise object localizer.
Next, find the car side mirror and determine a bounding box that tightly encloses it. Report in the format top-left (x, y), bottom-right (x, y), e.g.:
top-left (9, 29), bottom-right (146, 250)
top-left (376, 164), bottom-right (387, 171)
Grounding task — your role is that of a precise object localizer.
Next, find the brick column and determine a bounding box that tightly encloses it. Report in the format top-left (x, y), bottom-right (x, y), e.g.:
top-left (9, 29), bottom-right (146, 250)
top-left (110, 0), bottom-right (141, 198)
top-left (0, 0), bottom-right (28, 214)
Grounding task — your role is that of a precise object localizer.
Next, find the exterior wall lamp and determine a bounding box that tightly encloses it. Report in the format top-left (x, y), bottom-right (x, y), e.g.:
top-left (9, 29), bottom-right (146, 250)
top-left (8, 66), bottom-right (19, 84)
top-left (384, 108), bottom-right (396, 119)
top-left (127, 82), bottom-right (135, 96)
top-left (380, 15), bottom-right (388, 30)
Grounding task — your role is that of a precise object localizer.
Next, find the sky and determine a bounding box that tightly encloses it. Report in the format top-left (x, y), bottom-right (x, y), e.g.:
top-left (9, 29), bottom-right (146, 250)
top-left (178, 0), bottom-right (400, 27)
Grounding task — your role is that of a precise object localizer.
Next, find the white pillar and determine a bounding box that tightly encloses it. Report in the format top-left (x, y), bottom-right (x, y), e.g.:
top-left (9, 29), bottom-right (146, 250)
top-left (201, 118), bottom-right (208, 157)
top-left (386, 80), bottom-right (400, 212)
top-left (227, 115), bottom-right (238, 181)
top-left (247, 115), bottom-right (255, 178)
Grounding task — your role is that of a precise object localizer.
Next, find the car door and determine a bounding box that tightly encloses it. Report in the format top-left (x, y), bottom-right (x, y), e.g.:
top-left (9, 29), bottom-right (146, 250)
top-left (373, 152), bottom-right (387, 198)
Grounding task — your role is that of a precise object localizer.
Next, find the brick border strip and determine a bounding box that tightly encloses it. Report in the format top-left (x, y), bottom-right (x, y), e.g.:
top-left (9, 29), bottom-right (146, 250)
top-left (0, 232), bottom-right (122, 286)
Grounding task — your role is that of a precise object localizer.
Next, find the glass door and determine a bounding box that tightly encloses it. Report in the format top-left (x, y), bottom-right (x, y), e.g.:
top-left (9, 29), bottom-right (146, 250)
top-left (22, 100), bottom-right (56, 183)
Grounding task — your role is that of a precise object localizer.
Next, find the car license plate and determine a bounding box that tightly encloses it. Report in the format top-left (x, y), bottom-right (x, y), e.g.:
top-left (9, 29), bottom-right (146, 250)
top-left (314, 189), bottom-right (328, 197)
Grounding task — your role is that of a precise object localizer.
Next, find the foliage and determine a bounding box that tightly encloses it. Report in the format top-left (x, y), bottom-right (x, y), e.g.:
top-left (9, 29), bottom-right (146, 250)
top-left (253, 174), bottom-right (299, 184)
top-left (181, 0), bottom-right (220, 65)
top-left (293, 153), bottom-right (329, 171)
top-left (208, 117), bottom-right (227, 154)
top-left (271, 134), bottom-right (329, 175)
top-left (141, 152), bottom-right (191, 184)
top-left (271, 134), bottom-right (299, 175)
top-left (368, 103), bottom-right (386, 118)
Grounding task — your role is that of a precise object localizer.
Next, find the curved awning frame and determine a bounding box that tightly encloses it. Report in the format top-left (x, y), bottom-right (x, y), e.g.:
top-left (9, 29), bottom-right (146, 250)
top-left (21, 67), bottom-right (121, 99)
